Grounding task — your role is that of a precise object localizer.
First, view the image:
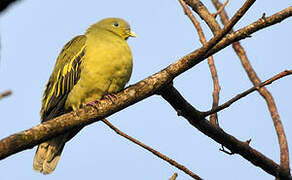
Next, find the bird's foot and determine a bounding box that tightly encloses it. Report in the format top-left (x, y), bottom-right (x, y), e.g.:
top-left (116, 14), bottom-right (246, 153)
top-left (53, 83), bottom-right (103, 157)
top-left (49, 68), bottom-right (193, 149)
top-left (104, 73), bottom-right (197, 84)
top-left (85, 100), bottom-right (100, 111)
top-left (72, 110), bottom-right (80, 117)
top-left (103, 93), bottom-right (118, 103)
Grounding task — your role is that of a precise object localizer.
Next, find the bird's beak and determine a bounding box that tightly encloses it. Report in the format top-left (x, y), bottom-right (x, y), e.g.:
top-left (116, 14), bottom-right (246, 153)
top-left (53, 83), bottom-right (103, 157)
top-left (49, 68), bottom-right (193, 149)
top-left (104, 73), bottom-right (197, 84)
top-left (129, 31), bottom-right (137, 38)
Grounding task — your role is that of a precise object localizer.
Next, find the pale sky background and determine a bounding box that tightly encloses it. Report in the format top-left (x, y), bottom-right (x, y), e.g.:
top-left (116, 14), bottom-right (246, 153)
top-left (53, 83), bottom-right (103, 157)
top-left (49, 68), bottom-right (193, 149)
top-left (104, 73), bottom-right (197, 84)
top-left (0, 0), bottom-right (291, 179)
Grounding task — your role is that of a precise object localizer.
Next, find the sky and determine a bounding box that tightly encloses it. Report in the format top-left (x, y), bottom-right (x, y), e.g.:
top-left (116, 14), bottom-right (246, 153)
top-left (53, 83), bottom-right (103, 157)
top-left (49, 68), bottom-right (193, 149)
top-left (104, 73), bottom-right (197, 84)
top-left (0, 0), bottom-right (291, 179)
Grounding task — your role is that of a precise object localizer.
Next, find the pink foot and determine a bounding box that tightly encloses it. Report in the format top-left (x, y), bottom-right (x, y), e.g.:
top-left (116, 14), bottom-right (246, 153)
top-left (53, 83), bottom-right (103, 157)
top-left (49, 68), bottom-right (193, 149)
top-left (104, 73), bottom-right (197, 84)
top-left (103, 93), bottom-right (118, 103)
top-left (85, 100), bottom-right (100, 110)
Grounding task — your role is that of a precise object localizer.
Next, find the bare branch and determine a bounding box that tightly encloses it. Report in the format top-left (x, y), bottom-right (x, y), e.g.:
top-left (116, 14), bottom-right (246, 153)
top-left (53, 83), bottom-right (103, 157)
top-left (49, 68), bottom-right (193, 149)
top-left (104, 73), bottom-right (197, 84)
top-left (178, 0), bottom-right (220, 125)
top-left (205, 6), bottom-right (292, 59)
top-left (212, 0), bottom-right (229, 18)
top-left (0, 90), bottom-right (12, 100)
top-left (160, 85), bottom-right (291, 179)
top-left (182, 4), bottom-right (290, 174)
top-left (203, 70), bottom-right (292, 116)
top-left (212, 0), bottom-right (290, 173)
top-left (102, 119), bottom-right (203, 180)
top-left (169, 173), bottom-right (178, 180)
top-left (207, 57), bottom-right (220, 125)
top-left (184, 0), bottom-right (221, 33)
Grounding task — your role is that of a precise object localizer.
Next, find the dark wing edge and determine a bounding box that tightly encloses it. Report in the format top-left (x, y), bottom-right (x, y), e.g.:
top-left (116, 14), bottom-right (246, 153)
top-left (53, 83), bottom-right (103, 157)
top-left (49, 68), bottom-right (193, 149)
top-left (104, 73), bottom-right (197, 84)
top-left (41, 35), bottom-right (86, 122)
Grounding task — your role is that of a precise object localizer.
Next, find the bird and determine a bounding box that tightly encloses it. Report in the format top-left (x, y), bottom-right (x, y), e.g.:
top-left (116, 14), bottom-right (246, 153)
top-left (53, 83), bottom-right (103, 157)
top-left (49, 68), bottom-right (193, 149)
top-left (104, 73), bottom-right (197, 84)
top-left (33, 17), bottom-right (136, 174)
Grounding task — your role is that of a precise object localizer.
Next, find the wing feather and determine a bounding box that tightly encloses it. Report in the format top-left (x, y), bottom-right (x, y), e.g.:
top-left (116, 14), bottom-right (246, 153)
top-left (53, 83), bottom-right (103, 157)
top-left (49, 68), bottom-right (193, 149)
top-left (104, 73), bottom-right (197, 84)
top-left (41, 35), bottom-right (86, 122)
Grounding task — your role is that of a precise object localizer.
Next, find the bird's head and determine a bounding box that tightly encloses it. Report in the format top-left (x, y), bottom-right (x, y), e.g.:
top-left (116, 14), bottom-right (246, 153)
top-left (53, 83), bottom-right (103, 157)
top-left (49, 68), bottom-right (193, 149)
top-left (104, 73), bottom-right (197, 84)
top-left (87, 18), bottom-right (136, 40)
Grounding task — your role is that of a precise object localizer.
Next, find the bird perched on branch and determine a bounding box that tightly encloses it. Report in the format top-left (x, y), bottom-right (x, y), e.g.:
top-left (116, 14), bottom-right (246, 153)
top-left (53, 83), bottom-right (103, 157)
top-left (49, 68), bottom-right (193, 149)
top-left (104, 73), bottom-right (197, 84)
top-left (33, 18), bottom-right (136, 174)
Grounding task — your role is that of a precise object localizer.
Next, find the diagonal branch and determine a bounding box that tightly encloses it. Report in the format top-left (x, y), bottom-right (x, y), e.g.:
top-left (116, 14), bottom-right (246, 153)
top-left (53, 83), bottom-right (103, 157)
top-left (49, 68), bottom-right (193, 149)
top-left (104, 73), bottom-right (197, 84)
top-left (203, 70), bottom-right (292, 116)
top-left (102, 119), bottom-right (203, 180)
top-left (211, 0), bottom-right (290, 173)
top-left (0, 2), bottom-right (290, 164)
top-left (159, 85), bottom-right (291, 179)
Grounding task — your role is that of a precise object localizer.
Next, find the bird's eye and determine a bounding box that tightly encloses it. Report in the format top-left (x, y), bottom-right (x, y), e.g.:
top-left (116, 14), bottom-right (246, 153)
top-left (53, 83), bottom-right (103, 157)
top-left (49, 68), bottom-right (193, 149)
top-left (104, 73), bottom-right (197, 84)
top-left (113, 22), bottom-right (119, 27)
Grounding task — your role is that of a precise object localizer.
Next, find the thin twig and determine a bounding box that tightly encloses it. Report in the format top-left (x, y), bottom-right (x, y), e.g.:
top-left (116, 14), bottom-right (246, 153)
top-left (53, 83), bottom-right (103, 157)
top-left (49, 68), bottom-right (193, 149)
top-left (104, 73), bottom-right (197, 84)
top-left (0, 90), bottom-right (12, 100)
top-left (211, 0), bottom-right (290, 173)
top-left (169, 173), bottom-right (178, 180)
top-left (102, 119), bottom-right (203, 180)
top-left (178, 0), bottom-right (220, 125)
top-left (203, 70), bottom-right (292, 116)
top-left (212, 0), bottom-right (229, 18)
top-left (207, 57), bottom-right (220, 125)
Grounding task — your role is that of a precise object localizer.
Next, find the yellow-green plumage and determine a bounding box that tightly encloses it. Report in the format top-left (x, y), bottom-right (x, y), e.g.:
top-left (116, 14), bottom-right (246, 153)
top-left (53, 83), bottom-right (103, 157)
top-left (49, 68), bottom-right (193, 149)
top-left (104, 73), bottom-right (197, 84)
top-left (33, 18), bottom-right (135, 174)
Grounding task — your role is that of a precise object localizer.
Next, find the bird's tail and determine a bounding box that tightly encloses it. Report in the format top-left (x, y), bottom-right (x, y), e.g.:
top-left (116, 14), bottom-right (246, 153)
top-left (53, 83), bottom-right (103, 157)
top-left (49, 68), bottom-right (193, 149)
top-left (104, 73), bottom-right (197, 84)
top-left (33, 134), bottom-right (68, 174)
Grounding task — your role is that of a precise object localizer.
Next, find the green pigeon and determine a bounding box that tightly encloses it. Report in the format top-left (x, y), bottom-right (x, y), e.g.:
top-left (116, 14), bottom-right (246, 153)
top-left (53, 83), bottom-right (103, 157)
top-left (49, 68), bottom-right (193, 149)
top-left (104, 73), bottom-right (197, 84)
top-left (33, 17), bottom-right (136, 174)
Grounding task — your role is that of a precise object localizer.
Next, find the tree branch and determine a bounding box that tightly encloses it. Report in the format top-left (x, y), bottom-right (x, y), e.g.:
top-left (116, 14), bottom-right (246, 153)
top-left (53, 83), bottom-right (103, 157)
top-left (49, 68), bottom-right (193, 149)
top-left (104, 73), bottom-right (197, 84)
top-left (178, 0), bottom-right (221, 125)
top-left (0, 90), bottom-right (12, 100)
top-left (184, 0), bottom-right (221, 33)
top-left (169, 173), bottom-right (178, 180)
top-left (159, 85), bottom-right (291, 179)
top-left (211, 0), bottom-right (290, 173)
top-left (204, 6), bottom-right (292, 60)
top-left (102, 119), bottom-right (203, 180)
top-left (203, 70), bottom-right (292, 116)
top-left (212, 0), bottom-right (229, 18)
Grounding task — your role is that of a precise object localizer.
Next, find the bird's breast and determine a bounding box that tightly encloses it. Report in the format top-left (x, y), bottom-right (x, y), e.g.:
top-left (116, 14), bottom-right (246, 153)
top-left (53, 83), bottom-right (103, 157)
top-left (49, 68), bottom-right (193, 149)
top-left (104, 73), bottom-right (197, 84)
top-left (84, 35), bottom-right (133, 86)
top-left (66, 34), bottom-right (133, 109)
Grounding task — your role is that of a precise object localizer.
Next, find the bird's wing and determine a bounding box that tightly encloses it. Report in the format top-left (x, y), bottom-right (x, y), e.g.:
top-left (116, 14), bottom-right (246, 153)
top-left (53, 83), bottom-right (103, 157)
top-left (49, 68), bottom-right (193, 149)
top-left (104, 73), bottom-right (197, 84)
top-left (41, 35), bottom-right (86, 122)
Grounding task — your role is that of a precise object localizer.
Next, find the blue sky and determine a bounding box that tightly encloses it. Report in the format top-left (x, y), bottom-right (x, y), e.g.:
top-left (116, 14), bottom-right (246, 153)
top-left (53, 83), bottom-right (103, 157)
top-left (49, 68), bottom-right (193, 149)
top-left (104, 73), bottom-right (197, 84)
top-left (0, 0), bottom-right (291, 179)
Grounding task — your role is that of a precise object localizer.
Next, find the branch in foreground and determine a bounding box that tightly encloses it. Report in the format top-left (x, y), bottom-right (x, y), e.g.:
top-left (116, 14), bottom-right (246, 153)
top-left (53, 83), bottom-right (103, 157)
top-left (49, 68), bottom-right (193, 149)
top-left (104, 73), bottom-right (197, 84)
top-left (0, 0), bottom-right (259, 160)
top-left (0, 90), bottom-right (12, 100)
top-left (203, 70), bottom-right (292, 116)
top-left (211, 0), bottom-right (290, 173)
top-left (159, 85), bottom-right (291, 179)
top-left (102, 119), bottom-right (203, 180)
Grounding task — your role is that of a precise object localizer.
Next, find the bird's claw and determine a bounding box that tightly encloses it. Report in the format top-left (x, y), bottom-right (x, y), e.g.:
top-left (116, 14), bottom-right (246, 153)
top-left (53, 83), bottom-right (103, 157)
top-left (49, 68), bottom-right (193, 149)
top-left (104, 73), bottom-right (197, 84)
top-left (85, 100), bottom-right (100, 111)
top-left (103, 93), bottom-right (118, 103)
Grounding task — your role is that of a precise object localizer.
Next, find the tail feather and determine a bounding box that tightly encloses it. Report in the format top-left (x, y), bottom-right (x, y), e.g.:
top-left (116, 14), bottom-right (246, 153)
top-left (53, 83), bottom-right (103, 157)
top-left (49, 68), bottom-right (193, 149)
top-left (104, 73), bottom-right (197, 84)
top-left (33, 134), bottom-right (68, 174)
